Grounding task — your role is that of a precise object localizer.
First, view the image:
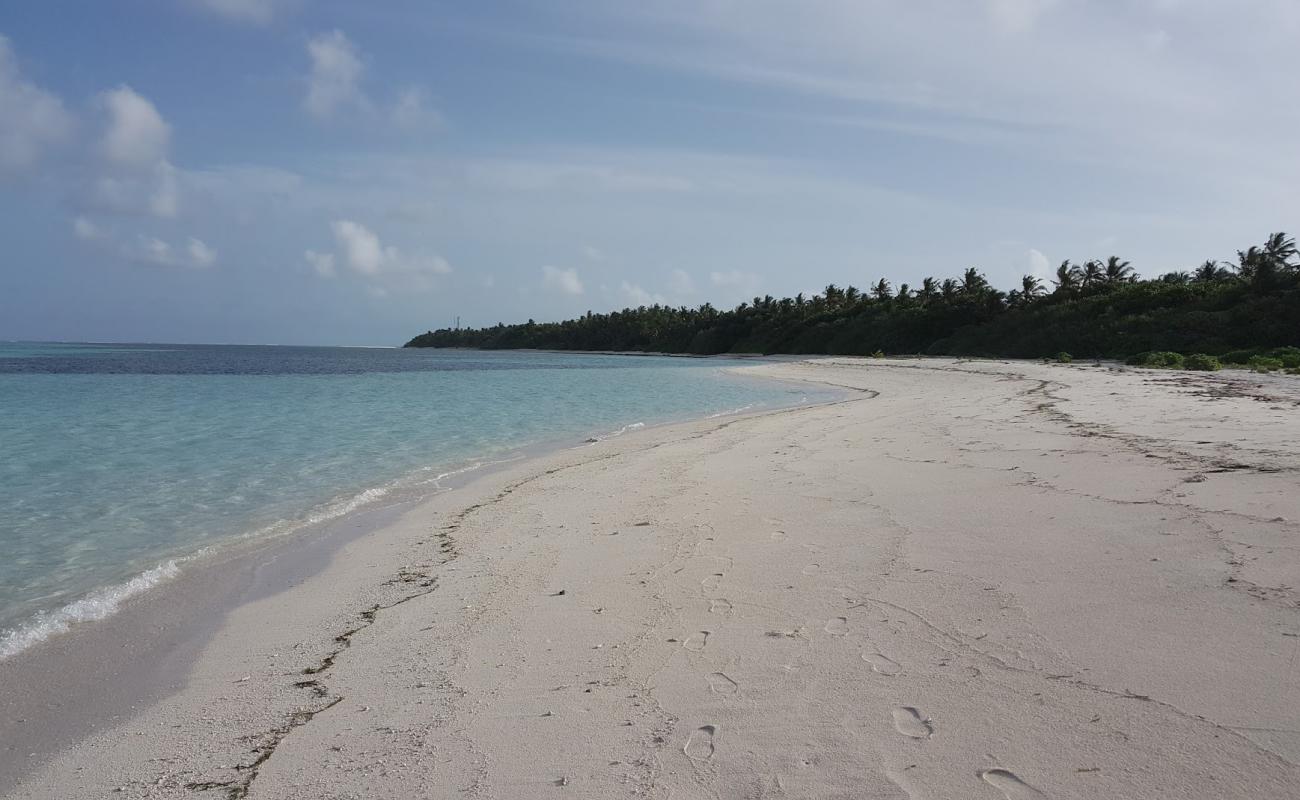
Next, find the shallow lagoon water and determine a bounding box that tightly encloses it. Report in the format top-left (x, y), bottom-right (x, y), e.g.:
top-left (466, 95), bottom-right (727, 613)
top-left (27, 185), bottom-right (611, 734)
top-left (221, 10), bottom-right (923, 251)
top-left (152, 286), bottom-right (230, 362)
top-left (0, 344), bottom-right (832, 657)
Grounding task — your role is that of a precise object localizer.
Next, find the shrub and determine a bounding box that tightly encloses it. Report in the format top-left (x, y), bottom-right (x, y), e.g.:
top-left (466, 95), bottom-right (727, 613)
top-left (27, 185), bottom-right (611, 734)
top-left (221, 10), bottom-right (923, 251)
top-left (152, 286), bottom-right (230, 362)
top-left (1184, 353), bottom-right (1221, 371)
top-left (1221, 349), bottom-right (1258, 365)
top-left (1270, 347), bottom-right (1300, 369)
top-left (1056, 351), bottom-right (1073, 363)
top-left (870, 349), bottom-right (885, 358)
top-left (1126, 351), bottom-right (1185, 369)
top-left (1249, 355), bottom-right (1284, 372)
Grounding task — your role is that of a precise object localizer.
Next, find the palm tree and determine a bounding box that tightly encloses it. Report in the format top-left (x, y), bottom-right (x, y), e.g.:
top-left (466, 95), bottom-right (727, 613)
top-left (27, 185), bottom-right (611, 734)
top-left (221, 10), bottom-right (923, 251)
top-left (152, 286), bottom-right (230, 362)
top-left (1103, 256), bottom-right (1135, 284)
top-left (1159, 270), bottom-right (1191, 285)
top-left (1053, 261), bottom-right (1081, 294)
top-left (823, 284), bottom-right (844, 308)
top-left (1081, 260), bottom-right (1103, 289)
top-left (1193, 260), bottom-right (1231, 283)
top-left (918, 277), bottom-right (938, 303)
top-left (940, 278), bottom-right (959, 301)
top-left (958, 268), bottom-right (989, 297)
top-left (896, 283), bottom-right (912, 304)
top-left (871, 278), bottom-right (892, 301)
top-left (1017, 274), bottom-right (1044, 306)
top-left (844, 285), bottom-right (860, 305)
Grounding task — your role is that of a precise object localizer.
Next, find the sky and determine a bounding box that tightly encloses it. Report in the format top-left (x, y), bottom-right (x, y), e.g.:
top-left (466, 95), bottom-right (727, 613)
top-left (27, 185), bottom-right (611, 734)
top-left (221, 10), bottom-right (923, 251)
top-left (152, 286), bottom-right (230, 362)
top-left (2, 0), bottom-right (1298, 345)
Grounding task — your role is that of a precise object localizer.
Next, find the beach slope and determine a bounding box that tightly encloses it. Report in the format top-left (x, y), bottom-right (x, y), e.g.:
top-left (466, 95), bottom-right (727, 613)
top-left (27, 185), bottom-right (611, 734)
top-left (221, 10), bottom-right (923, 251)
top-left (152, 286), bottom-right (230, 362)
top-left (7, 358), bottom-right (1300, 799)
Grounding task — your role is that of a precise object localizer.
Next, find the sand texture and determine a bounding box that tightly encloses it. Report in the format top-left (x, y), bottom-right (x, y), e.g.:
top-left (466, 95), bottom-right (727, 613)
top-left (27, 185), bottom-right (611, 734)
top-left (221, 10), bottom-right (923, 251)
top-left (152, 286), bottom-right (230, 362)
top-left (5, 358), bottom-right (1300, 799)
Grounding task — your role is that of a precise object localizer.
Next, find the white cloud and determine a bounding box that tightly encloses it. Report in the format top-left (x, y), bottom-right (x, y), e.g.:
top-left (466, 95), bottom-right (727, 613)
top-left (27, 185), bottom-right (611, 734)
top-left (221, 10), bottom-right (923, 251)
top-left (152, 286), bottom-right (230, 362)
top-left (188, 237), bottom-right (217, 267)
top-left (542, 264), bottom-right (584, 295)
top-left (90, 86), bottom-right (179, 218)
top-left (331, 219), bottom-right (386, 275)
top-left (131, 233), bottom-right (216, 268)
top-left (390, 86), bottom-right (441, 129)
top-left (99, 86), bottom-right (170, 167)
top-left (193, 0), bottom-right (291, 25)
top-left (667, 268), bottom-right (695, 295)
top-left (0, 35), bottom-right (74, 175)
top-left (709, 269), bottom-right (763, 303)
top-left (304, 249), bottom-right (336, 277)
top-left (1027, 248), bottom-right (1051, 280)
top-left (319, 219), bottom-right (452, 290)
top-left (582, 244), bottom-right (605, 262)
top-left (619, 280), bottom-right (664, 307)
top-left (305, 31), bottom-right (366, 119)
top-left (72, 216), bottom-right (100, 240)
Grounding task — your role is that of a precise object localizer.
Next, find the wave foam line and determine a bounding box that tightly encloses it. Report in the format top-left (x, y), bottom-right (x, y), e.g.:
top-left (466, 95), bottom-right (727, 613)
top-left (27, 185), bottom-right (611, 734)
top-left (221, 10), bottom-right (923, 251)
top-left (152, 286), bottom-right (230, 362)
top-left (0, 560), bottom-right (182, 661)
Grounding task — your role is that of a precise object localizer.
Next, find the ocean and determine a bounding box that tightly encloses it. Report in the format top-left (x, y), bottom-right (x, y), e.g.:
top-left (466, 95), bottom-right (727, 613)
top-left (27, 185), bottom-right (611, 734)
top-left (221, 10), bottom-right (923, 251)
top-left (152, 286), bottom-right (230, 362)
top-left (0, 343), bottom-right (831, 658)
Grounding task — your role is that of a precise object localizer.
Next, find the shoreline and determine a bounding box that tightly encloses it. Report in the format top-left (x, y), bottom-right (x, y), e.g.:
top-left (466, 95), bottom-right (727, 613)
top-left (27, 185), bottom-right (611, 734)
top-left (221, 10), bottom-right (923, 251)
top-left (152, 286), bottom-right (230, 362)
top-left (5, 358), bottom-right (1299, 798)
top-left (0, 368), bottom-right (849, 792)
top-left (0, 358), bottom-right (833, 664)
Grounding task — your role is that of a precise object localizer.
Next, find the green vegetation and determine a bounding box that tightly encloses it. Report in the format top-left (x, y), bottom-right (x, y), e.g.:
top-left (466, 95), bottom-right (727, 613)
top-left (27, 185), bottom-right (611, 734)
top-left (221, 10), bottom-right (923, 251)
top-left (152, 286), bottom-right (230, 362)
top-left (1249, 356), bottom-right (1284, 373)
top-left (406, 232), bottom-right (1300, 362)
top-left (1055, 352), bottom-right (1073, 364)
top-left (1126, 351), bottom-right (1185, 369)
top-left (1183, 354), bottom-right (1222, 371)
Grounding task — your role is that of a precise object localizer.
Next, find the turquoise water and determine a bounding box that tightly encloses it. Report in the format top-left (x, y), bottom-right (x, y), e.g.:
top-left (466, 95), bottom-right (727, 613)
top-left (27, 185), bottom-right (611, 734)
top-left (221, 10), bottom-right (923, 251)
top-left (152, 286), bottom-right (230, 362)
top-left (0, 344), bottom-right (831, 657)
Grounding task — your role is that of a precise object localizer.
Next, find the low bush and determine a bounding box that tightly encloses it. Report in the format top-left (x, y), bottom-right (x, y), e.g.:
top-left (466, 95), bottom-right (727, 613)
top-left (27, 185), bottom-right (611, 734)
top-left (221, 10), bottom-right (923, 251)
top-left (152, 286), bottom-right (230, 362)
top-left (1126, 351), bottom-right (1185, 369)
top-left (1184, 353), bottom-right (1221, 371)
top-left (1249, 355), bottom-right (1284, 372)
top-left (1056, 351), bottom-right (1073, 363)
top-left (1270, 346), bottom-right (1300, 368)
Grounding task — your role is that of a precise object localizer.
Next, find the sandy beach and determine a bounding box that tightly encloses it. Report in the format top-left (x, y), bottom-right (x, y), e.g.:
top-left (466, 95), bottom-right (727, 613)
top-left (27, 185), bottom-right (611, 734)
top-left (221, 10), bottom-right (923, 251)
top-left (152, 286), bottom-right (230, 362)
top-left (3, 357), bottom-right (1299, 799)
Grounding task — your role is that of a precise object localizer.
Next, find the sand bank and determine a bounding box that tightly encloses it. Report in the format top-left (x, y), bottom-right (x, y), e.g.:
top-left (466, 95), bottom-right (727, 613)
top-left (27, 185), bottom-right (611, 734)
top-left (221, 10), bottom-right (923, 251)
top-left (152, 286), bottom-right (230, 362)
top-left (4, 358), bottom-right (1298, 799)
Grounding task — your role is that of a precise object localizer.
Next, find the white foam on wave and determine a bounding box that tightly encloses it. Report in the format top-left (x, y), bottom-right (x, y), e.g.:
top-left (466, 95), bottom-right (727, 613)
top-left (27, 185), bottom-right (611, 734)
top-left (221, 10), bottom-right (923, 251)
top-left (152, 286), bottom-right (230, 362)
top-left (708, 403), bottom-right (757, 418)
top-left (585, 421), bottom-right (646, 443)
top-left (0, 560), bottom-right (182, 660)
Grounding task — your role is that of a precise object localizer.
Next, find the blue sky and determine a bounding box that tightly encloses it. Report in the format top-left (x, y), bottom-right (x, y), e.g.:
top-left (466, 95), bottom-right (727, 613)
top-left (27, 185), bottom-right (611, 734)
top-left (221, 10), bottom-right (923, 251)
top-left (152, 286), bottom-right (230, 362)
top-left (2, 1), bottom-right (1298, 345)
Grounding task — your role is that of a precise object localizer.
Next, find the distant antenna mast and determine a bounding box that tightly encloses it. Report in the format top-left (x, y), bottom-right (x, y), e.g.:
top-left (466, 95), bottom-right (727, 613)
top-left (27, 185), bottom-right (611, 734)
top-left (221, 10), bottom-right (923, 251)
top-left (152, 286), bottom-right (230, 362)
top-left (455, 315), bottom-right (461, 330)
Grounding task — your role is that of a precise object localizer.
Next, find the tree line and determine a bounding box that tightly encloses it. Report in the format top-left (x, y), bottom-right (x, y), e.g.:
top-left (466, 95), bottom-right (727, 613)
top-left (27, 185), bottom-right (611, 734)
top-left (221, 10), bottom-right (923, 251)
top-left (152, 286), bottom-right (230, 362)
top-left (405, 232), bottom-right (1300, 360)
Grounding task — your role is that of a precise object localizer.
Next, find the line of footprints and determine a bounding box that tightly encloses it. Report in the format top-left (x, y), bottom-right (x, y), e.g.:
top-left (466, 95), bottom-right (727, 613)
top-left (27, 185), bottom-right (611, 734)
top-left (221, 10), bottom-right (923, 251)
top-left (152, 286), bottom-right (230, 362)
top-left (678, 569), bottom-right (1045, 799)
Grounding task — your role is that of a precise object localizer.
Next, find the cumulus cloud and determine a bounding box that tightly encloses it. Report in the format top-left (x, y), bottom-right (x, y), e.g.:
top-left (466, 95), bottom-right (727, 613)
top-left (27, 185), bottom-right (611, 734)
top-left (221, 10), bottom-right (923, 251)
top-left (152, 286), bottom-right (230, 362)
top-left (619, 281), bottom-right (664, 307)
top-left (542, 265), bottom-right (584, 295)
top-left (187, 237), bottom-right (217, 267)
top-left (390, 86), bottom-right (442, 129)
top-left (667, 268), bottom-right (695, 296)
top-left (1027, 248), bottom-right (1051, 280)
top-left (0, 35), bottom-right (74, 176)
top-left (90, 86), bottom-right (179, 218)
top-left (312, 219), bottom-right (451, 291)
top-left (99, 86), bottom-right (170, 167)
top-left (72, 216), bottom-right (100, 240)
top-left (303, 31), bottom-right (441, 130)
top-left (332, 218), bottom-right (385, 274)
top-left (127, 233), bottom-right (216, 268)
top-left (305, 31), bottom-right (366, 119)
top-left (304, 249), bottom-right (336, 277)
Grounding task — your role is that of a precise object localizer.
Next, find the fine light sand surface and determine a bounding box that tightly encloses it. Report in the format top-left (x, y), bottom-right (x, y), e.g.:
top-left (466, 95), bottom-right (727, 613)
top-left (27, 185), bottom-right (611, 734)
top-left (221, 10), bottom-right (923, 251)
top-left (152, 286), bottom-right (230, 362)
top-left (5, 358), bottom-right (1300, 799)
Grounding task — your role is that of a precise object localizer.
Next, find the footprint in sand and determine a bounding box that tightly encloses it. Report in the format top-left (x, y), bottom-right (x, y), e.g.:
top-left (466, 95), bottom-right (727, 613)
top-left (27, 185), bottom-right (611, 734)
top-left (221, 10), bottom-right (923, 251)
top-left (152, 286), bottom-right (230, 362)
top-left (980, 769), bottom-right (1045, 799)
top-left (708, 598), bottom-right (733, 615)
top-left (770, 530), bottom-right (788, 542)
top-left (801, 563), bottom-right (821, 576)
top-left (861, 651), bottom-right (902, 676)
top-left (706, 672), bottom-right (738, 695)
top-left (891, 707), bottom-right (933, 739)
top-left (683, 631), bottom-right (710, 652)
top-left (701, 573), bottom-right (724, 593)
top-left (824, 617), bottom-right (848, 636)
top-left (684, 725), bottom-right (717, 761)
